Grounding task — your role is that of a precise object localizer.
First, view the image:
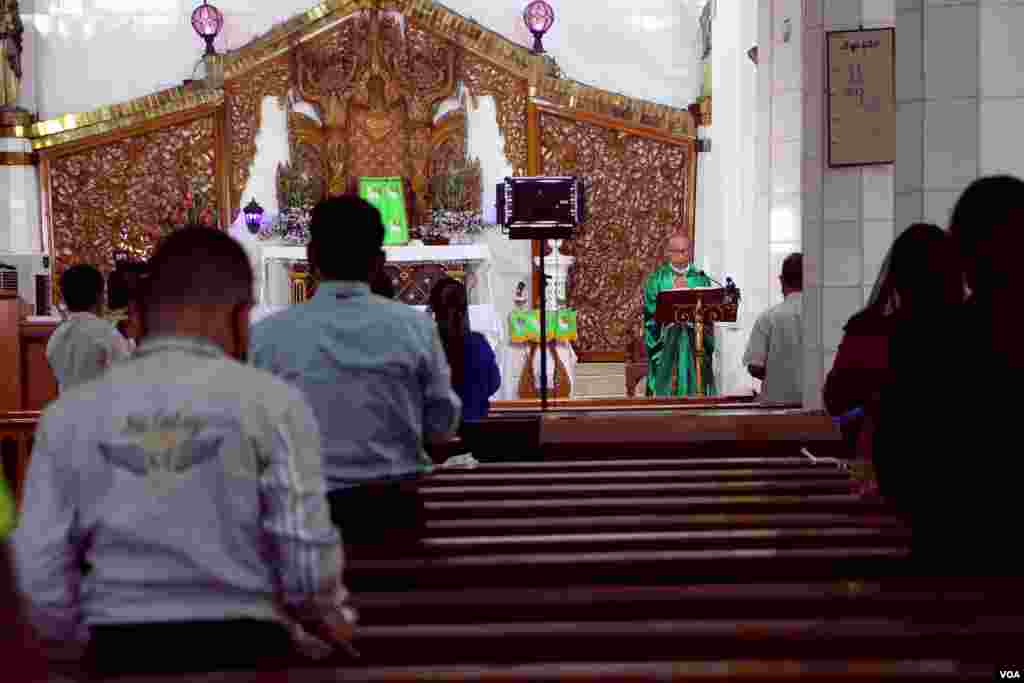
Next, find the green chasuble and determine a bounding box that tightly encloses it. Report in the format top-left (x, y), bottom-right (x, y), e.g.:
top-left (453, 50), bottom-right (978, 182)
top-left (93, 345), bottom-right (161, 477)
top-left (642, 262), bottom-right (716, 397)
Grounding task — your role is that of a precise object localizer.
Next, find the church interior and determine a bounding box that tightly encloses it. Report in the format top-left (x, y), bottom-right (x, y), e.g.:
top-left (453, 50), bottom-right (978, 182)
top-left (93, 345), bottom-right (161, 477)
top-left (2, 0), bottom-right (1023, 679)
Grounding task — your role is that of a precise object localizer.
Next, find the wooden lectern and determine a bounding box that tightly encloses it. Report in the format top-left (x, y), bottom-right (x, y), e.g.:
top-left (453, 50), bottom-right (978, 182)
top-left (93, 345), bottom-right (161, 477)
top-left (654, 287), bottom-right (739, 397)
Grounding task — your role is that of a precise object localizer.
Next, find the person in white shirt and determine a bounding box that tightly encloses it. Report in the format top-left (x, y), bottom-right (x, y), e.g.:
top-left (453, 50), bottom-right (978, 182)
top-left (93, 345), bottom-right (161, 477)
top-left (46, 264), bottom-right (133, 392)
top-left (743, 252), bottom-right (804, 404)
top-left (15, 227), bottom-right (354, 677)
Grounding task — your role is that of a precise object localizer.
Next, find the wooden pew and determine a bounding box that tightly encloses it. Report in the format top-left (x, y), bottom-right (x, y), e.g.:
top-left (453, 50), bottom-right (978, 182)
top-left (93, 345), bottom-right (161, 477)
top-left (350, 579), bottom-right (1021, 625)
top-left (91, 658), bottom-right (983, 681)
top-left (19, 404), bottom-right (1009, 679)
top-left (0, 410), bottom-right (39, 509)
top-left (424, 512), bottom-right (909, 537)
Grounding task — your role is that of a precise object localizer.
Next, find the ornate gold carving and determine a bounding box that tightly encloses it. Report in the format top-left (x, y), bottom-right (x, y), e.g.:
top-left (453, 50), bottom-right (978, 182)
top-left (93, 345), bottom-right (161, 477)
top-left (534, 78), bottom-right (695, 138)
top-left (284, 9), bottom-right (459, 223)
top-left (0, 151), bottom-right (33, 165)
top-left (381, 262), bottom-right (464, 305)
top-left (224, 56), bottom-right (289, 220)
top-left (540, 110), bottom-right (694, 357)
top-left (689, 97), bottom-right (712, 127)
top-left (0, 109), bottom-right (32, 127)
top-left (32, 89), bottom-right (224, 151)
top-left (462, 53), bottom-right (529, 176)
top-left (28, 86), bottom-right (219, 146)
top-left (47, 116), bottom-right (218, 306)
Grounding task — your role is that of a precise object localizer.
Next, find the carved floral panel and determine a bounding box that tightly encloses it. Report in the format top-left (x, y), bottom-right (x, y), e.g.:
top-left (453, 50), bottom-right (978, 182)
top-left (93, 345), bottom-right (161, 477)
top-left (540, 112), bottom-right (692, 356)
top-left (48, 115), bottom-right (219, 302)
top-left (225, 55), bottom-right (290, 220)
top-left (461, 54), bottom-right (529, 177)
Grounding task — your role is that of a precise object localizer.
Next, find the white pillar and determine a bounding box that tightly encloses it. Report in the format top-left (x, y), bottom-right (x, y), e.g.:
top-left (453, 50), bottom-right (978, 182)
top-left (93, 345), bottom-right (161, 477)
top-left (712, 0), bottom-right (762, 397)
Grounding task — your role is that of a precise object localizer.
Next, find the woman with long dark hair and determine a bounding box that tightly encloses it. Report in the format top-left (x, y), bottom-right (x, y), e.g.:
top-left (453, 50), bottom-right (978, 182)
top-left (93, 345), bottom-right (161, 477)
top-left (428, 278), bottom-right (500, 424)
top-left (874, 178), bottom-right (1024, 571)
top-left (824, 223), bottom-right (963, 494)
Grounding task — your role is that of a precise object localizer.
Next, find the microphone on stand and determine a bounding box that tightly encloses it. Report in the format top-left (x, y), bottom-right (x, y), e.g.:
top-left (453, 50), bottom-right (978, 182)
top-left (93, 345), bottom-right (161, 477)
top-left (697, 271), bottom-right (741, 304)
top-left (697, 270), bottom-right (724, 287)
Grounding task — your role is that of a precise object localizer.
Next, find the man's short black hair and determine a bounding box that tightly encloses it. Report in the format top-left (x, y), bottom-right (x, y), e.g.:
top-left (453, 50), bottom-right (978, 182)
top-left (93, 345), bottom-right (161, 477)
top-left (309, 196), bottom-right (385, 282)
top-left (60, 264), bottom-right (105, 312)
top-left (781, 252), bottom-right (802, 290)
top-left (142, 227), bottom-right (253, 318)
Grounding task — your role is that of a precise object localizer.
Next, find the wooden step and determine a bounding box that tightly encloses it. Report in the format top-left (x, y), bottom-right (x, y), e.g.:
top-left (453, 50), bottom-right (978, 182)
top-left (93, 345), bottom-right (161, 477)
top-left (346, 616), bottom-right (1020, 666)
top-left (426, 467), bottom-right (851, 485)
top-left (112, 659), bottom-right (978, 681)
top-left (424, 512), bottom-right (908, 537)
top-left (344, 546), bottom-right (911, 591)
top-left (351, 580), bottom-right (1020, 626)
top-left (467, 457), bottom-right (833, 472)
top-left (418, 479), bottom-right (854, 501)
top-left (411, 526), bottom-right (911, 556)
top-left (421, 494), bottom-right (885, 519)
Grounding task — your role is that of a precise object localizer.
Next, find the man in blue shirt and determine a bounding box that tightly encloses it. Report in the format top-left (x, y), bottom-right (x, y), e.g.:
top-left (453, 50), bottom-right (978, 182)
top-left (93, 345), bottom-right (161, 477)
top-left (251, 196), bottom-right (461, 545)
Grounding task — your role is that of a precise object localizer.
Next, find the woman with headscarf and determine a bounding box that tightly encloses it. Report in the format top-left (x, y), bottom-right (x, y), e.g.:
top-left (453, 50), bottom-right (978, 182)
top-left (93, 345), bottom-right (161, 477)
top-left (428, 278), bottom-right (501, 426)
top-left (824, 223), bottom-right (963, 495)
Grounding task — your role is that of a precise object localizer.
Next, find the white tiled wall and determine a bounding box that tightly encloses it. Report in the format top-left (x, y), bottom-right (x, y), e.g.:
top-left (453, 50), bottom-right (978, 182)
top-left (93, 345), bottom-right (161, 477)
top-left (898, 0), bottom-right (1024, 227)
top-left (801, 0), bottom-right (896, 409)
top-left (702, 0), bottom-right (762, 397)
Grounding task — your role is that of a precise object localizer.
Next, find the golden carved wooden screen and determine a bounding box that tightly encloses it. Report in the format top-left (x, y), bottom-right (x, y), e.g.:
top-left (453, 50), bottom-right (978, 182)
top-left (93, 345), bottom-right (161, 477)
top-left (535, 104), bottom-right (697, 360)
top-left (223, 9), bottom-right (532, 230)
top-left (39, 106), bottom-right (225, 305)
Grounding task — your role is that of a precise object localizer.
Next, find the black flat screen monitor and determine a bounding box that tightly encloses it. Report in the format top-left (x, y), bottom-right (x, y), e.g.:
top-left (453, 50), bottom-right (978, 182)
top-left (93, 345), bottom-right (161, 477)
top-left (497, 176), bottom-right (585, 240)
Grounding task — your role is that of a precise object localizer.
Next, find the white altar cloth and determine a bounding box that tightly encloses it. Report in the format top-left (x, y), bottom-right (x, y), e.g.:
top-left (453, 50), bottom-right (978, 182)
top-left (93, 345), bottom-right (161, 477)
top-left (256, 243), bottom-right (495, 307)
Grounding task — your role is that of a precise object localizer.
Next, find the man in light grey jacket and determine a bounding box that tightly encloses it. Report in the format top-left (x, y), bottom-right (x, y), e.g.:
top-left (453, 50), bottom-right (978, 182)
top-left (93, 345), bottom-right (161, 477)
top-left (46, 264), bottom-right (133, 392)
top-left (13, 227), bottom-right (354, 677)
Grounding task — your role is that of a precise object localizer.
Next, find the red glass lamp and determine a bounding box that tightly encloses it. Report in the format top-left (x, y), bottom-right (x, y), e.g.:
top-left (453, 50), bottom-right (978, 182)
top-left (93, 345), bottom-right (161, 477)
top-left (523, 0), bottom-right (555, 54)
top-left (191, 1), bottom-right (225, 57)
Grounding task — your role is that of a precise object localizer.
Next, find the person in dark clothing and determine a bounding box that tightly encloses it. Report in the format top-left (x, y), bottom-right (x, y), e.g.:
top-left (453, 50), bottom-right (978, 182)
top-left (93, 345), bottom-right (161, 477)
top-left (824, 224), bottom-right (962, 494)
top-left (875, 177), bottom-right (1024, 573)
top-left (428, 278), bottom-right (501, 424)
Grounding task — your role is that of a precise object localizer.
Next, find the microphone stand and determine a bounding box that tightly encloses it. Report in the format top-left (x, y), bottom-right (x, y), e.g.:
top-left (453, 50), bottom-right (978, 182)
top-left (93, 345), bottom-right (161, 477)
top-left (698, 270), bottom-right (741, 305)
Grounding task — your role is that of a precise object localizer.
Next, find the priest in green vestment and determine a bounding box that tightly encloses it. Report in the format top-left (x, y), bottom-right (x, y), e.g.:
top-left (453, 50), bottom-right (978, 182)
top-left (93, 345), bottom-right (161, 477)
top-left (642, 232), bottom-right (716, 397)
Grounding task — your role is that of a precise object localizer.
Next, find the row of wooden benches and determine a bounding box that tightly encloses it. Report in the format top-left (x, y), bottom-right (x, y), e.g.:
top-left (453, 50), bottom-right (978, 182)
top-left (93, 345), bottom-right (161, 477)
top-left (6, 412), bottom-right (1020, 680)
top-left (332, 443), bottom-right (1016, 678)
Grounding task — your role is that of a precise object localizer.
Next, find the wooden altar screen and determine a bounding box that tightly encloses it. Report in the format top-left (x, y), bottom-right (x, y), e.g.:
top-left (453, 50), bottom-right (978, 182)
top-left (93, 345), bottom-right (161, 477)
top-left (25, 0), bottom-right (698, 363)
top-left (528, 101), bottom-right (698, 362)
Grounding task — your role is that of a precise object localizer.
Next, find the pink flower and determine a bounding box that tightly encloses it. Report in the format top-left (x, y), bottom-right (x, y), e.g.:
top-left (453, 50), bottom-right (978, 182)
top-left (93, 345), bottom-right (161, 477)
top-left (183, 191), bottom-right (194, 209)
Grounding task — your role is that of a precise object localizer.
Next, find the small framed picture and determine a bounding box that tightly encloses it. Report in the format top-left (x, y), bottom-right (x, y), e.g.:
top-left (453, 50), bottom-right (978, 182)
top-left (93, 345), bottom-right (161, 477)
top-left (827, 28), bottom-right (895, 167)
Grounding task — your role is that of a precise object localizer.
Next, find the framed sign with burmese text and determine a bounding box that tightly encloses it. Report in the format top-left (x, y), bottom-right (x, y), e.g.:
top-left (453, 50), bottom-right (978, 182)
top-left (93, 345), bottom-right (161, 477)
top-left (827, 28), bottom-right (895, 167)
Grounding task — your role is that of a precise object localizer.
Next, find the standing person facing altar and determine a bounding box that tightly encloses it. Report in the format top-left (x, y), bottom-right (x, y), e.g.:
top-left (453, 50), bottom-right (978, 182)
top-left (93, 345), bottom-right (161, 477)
top-left (642, 232), bottom-right (716, 397)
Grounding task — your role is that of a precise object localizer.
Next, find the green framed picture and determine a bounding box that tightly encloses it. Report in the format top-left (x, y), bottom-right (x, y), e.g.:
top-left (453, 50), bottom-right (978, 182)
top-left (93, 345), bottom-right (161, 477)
top-left (509, 309), bottom-right (577, 343)
top-left (358, 177), bottom-right (409, 246)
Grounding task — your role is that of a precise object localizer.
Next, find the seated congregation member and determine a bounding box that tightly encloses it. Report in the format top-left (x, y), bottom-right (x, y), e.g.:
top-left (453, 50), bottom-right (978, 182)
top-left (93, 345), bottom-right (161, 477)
top-left (875, 176), bottom-right (1024, 572)
top-left (107, 260), bottom-right (149, 348)
top-left (824, 224), bottom-right (960, 495)
top-left (429, 278), bottom-right (501, 423)
top-left (47, 264), bottom-right (133, 392)
top-left (251, 197), bottom-right (461, 545)
top-left (742, 253), bottom-right (803, 404)
top-left (13, 227), bottom-right (354, 677)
